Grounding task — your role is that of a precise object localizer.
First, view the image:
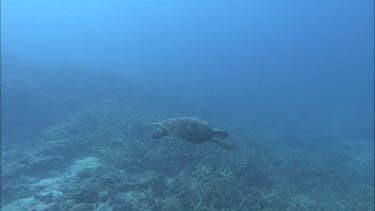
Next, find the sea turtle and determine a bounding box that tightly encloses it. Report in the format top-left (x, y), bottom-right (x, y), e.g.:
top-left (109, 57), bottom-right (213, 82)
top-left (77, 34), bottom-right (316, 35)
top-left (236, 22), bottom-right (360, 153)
top-left (150, 117), bottom-right (234, 151)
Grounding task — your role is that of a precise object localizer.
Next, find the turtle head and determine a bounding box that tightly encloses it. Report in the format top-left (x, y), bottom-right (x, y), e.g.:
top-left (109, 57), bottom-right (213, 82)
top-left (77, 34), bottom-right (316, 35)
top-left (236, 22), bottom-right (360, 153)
top-left (212, 129), bottom-right (229, 138)
top-left (152, 128), bottom-right (168, 139)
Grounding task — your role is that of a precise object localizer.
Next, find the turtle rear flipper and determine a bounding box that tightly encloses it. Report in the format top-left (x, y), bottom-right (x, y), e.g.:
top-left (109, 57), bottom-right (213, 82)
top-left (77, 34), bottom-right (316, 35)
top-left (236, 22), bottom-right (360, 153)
top-left (212, 129), bottom-right (229, 138)
top-left (211, 139), bottom-right (234, 151)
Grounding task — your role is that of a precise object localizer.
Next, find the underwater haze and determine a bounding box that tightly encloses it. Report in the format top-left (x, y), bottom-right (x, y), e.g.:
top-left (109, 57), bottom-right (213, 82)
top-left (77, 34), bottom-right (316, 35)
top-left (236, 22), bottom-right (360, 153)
top-left (1, 0), bottom-right (374, 210)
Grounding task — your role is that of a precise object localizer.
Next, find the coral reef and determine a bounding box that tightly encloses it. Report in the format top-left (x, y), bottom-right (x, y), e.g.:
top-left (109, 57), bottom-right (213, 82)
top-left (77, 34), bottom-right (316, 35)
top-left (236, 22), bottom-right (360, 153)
top-left (1, 102), bottom-right (374, 210)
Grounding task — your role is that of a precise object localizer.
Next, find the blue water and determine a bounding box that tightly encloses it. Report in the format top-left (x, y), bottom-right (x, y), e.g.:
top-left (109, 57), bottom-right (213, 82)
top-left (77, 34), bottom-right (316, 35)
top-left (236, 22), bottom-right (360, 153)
top-left (1, 1), bottom-right (374, 210)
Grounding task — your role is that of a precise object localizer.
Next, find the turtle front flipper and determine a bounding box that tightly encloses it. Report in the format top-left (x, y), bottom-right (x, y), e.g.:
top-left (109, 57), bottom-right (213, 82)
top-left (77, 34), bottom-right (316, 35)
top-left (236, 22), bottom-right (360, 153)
top-left (152, 128), bottom-right (168, 139)
top-left (211, 139), bottom-right (234, 151)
